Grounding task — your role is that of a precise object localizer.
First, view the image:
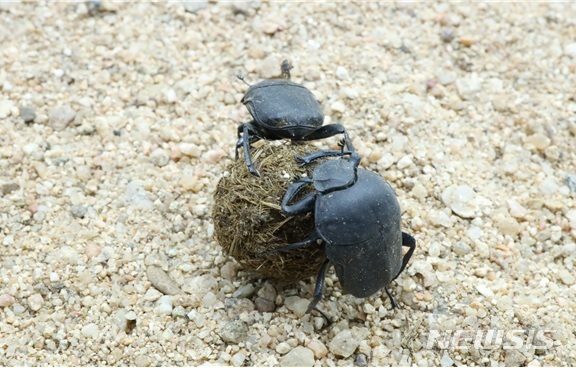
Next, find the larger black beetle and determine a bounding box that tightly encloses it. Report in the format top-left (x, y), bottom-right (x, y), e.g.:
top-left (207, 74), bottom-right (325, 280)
top-left (236, 60), bottom-right (354, 176)
top-left (275, 150), bottom-right (416, 314)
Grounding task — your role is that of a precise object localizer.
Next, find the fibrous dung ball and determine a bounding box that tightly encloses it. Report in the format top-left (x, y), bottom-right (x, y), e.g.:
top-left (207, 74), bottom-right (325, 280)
top-left (212, 142), bottom-right (326, 281)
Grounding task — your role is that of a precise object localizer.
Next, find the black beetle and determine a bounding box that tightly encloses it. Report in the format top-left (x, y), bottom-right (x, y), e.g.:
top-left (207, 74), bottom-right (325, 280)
top-left (275, 150), bottom-right (416, 314)
top-left (236, 60), bottom-right (354, 176)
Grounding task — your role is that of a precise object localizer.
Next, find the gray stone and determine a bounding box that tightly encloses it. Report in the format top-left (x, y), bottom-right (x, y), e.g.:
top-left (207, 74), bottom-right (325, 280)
top-left (20, 106), bottom-right (36, 123)
top-left (146, 265), bottom-right (183, 295)
top-left (48, 105), bottom-right (76, 131)
top-left (1, 182), bottom-right (20, 195)
top-left (232, 283), bottom-right (256, 299)
top-left (220, 319), bottom-right (248, 344)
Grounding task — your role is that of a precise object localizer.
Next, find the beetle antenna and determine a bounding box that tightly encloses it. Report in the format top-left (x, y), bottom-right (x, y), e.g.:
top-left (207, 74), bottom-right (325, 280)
top-left (236, 73), bottom-right (251, 86)
top-left (280, 59), bottom-right (292, 80)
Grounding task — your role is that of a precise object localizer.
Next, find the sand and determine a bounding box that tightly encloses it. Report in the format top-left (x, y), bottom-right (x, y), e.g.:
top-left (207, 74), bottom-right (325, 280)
top-left (1, 2), bottom-right (575, 366)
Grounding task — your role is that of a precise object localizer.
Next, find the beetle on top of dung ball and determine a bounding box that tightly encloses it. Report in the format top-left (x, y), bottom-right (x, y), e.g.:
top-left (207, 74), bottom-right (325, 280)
top-left (236, 60), bottom-right (356, 177)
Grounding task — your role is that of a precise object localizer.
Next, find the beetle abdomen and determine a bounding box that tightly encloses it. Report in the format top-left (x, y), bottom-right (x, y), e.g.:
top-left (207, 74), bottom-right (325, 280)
top-left (316, 169), bottom-right (404, 298)
top-left (329, 231), bottom-right (403, 298)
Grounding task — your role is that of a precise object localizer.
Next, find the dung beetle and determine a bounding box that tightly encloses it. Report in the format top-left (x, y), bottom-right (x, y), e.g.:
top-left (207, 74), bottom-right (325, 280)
top-left (236, 60), bottom-right (354, 176)
top-left (275, 149), bottom-right (416, 314)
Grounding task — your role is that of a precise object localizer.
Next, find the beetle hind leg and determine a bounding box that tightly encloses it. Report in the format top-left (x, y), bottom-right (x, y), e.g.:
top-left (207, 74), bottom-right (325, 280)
top-left (384, 287), bottom-right (398, 309)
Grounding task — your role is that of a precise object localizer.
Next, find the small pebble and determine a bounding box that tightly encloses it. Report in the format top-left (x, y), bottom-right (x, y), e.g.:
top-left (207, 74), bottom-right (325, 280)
top-left (279, 346), bottom-right (315, 367)
top-left (150, 148), bottom-right (170, 167)
top-left (48, 105), bottom-right (76, 131)
top-left (307, 339), bottom-right (328, 359)
top-left (276, 342), bottom-right (292, 354)
top-left (440, 352), bottom-right (454, 367)
top-left (441, 185), bottom-right (481, 219)
top-left (134, 355), bottom-right (150, 367)
top-left (440, 27), bottom-right (455, 42)
top-left (284, 296), bottom-right (309, 317)
top-left (230, 352), bottom-right (246, 367)
top-left (232, 283), bottom-right (256, 299)
top-left (1, 182), bottom-right (19, 195)
top-left (81, 323), bottom-right (99, 338)
top-left (476, 284), bottom-right (494, 298)
top-left (20, 106), bottom-right (36, 123)
top-left (155, 295), bottom-right (173, 315)
top-left (329, 330), bottom-right (359, 358)
top-left (146, 265), bottom-right (183, 295)
top-left (220, 319), bottom-right (248, 344)
top-left (525, 133), bottom-right (551, 150)
top-left (564, 42), bottom-right (576, 58)
top-left (354, 354), bottom-right (368, 367)
top-left (0, 294), bottom-right (16, 307)
top-left (181, 0), bottom-right (207, 13)
top-left (452, 242), bottom-right (472, 256)
top-left (455, 75), bottom-right (482, 100)
top-left (70, 204), bottom-right (87, 219)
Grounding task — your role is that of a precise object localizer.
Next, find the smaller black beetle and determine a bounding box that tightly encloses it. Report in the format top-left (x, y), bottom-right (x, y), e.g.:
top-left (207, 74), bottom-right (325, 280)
top-left (274, 150), bottom-right (416, 314)
top-left (236, 60), bottom-right (354, 176)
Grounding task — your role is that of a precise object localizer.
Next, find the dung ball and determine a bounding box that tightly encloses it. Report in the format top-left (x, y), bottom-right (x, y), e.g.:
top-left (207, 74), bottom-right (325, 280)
top-left (212, 142), bottom-right (326, 281)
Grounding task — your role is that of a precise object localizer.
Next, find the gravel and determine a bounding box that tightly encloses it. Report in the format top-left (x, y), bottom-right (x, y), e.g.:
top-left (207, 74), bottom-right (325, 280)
top-left (1, 2), bottom-right (576, 366)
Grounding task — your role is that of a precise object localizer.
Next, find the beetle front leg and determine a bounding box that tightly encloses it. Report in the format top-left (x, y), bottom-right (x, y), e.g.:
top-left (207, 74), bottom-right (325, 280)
top-left (281, 180), bottom-right (315, 216)
top-left (235, 123), bottom-right (261, 176)
top-left (301, 124), bottom-right (355, 153)
top-left (295, 149), bottom-right (351, 166)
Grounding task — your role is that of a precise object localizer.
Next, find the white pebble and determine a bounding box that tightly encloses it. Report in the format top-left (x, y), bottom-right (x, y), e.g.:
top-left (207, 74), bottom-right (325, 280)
top-left (539, 178), bottom-right (559, 195)
top-left (279, 346), bottom-right (315, 367)
top-left (564, 42), bottom-right (576, 58)
top-left (396, 155), bottom-right (413, 169)
top-left (201, 292), bottom-right (218, 308)
top-left (155, 295), bottom-right (173, 315)
top-left (48, 105), bottom-right (76, 131)
top-left (284, 296), bottom-right (309, 317)
top-left (81, 323), bottom-right (100, 338)
top-left (336, 66), bottom-right (349, 80)
top-left (124, 180), bottom-right (153, 210)
top-left (440, 352), bottom-right (454, 367)
top-left (329, 330), bottom-right (359, 358)
top-left (331, 100), bottom-right (346, 114)
top-left (476, 284), bottom-right (494, 298)
top-left (230, 352), bottom-right (246, 367)
top-left (442, 185), bottom-right (482, 219)
top-left (0, 294), bottom-right (16, 307)
top-left (179, 143), bottom-right (202, 158)
top-left (455, 74), bottom-right (482, 100)
top-left (276, 342), bottom-right (291, 354)
top-left (150, 148), bottom-right (170, 167)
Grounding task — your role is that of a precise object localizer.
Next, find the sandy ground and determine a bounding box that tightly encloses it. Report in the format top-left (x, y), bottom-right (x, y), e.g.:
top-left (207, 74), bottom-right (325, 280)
top-left (1, 1), bottom-right (576, 366)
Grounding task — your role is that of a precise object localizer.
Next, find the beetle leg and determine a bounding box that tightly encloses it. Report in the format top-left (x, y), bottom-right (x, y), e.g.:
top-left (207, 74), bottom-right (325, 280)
top-left (295, 149), bottom-right (351, 166)
top-left (236, 123), bottom-right (261, 176)
top-left (395, 232), bottom-right (416, 279)
top-left (281, 182), bottom-right (316, 216)
top-left (269, 230), bottom-right (321, 254)
top-left (306, 259), bottom-right (331, 314)
top-left (300, 124), bottom-right (355, 153)
top-left (384, 287), bottom-right (398, 309)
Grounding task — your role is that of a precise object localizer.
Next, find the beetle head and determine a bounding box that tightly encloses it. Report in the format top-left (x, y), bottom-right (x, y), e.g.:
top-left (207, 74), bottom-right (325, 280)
top-left (312, 153), bottom-right (360, 193)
